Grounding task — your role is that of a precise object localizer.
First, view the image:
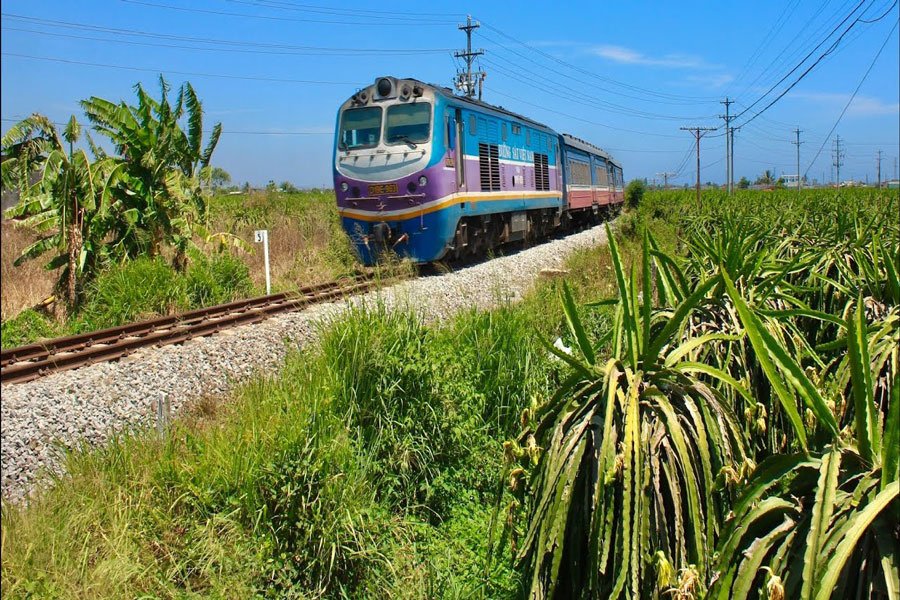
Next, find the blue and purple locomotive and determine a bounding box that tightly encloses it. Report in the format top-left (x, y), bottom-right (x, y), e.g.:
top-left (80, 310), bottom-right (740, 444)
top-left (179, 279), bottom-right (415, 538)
top-left (333, 76), bottom-right (624, 264)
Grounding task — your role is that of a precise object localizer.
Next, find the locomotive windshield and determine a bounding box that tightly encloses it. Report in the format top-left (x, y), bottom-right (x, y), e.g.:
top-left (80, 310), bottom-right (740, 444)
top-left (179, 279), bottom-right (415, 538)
top-left (385, 103), bottom-right (431, 145)
top-left (339, 107), bottom-right (382, 150)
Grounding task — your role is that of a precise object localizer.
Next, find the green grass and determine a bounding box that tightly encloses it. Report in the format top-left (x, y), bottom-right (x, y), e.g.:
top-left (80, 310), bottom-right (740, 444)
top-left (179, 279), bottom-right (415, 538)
top-left (1, 251), bottom-right (255, 348)
top-left (0, 296), bottom-right (573, 598)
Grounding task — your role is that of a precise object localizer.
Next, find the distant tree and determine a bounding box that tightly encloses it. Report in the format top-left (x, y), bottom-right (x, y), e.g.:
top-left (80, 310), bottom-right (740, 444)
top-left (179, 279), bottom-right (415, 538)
top-left (210, 167), bottom-right (231, 190)
top-left (280, 180), bottom-right (299, 194)
top-left (775, 177), bottom-right (786, 189)
top-left (265, 179), bottom-right (277, 192)
top-left (242, 181), bottom-right (251, 193)
top-left (625, 179), bottom-right (645, 209)
top-left (738, 176), bottom-right (750, 189)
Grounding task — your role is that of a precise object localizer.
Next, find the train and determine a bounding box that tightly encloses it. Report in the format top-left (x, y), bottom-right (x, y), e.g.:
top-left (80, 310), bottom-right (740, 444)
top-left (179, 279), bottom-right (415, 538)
top-left (332, 76), bottom-right (624, 264)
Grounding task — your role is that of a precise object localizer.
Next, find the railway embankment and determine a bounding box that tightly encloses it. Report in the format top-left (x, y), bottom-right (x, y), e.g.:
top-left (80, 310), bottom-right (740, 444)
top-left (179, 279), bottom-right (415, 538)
top-left (1, 224), bottom-right (609, 504)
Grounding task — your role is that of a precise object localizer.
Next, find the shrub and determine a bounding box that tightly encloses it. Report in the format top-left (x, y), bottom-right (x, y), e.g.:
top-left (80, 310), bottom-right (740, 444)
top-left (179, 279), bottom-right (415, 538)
top-left (77, 257), bottom-right (189, 330)
top-left (625, 178), bottom-right (645, 209)
top-left (186, 251), bottom-right (254, 306)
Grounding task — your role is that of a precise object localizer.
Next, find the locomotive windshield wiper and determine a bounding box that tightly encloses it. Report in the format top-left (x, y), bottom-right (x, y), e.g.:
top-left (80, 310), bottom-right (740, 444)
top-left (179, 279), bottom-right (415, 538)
top-left (389, 134), bottom-right (418, 148)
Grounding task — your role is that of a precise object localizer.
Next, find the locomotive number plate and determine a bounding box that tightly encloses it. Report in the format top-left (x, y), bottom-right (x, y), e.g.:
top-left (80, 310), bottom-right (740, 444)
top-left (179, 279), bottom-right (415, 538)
top-left (368, 183), bottom-right (398, 195)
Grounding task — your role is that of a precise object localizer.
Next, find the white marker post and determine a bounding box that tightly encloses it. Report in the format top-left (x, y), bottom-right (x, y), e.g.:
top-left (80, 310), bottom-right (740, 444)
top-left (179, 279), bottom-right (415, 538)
top-left (254, 229), bottom-right (271, 295)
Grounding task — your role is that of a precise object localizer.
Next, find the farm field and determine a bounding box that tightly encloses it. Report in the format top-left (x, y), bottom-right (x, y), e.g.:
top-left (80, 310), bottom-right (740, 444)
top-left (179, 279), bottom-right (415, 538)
top-left (2, 188), bottom-right (896, 599)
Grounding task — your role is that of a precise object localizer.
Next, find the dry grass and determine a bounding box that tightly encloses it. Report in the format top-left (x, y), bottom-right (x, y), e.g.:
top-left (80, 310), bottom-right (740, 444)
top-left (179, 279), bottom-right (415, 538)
top-left (1, 220), bottom-right (58, 320)
top-left (204, 190), bottom-right (357, 294)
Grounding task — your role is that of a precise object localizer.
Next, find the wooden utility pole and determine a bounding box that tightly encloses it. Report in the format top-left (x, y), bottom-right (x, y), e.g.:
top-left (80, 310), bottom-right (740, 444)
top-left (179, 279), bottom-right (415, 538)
top-left (656, 171), bottom-right (676, 189)
top-left (719, 98), bottom-right (735, 194)
top-left (681, 126), bottom-right (716, 207)
top-left (792, 128), bottom-right (803, 197)
top-left (876, 149), bottom-right (882, 189)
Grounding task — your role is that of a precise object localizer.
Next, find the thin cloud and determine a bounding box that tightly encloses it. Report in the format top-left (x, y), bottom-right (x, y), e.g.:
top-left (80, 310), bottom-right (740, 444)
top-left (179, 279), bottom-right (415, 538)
top-left (792, 92), bottom-right (899, 116)
top-left (685, 73), bottom-right (735, 88)
top-left (590, 45), bottom-right (719, 69)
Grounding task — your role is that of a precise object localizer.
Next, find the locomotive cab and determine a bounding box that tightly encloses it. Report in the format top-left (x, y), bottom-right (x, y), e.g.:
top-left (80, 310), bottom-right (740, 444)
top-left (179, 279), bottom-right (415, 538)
top-left (335, 77), bottom-right (436, 186)
top-left (333, 77), bottom-right (454, 263)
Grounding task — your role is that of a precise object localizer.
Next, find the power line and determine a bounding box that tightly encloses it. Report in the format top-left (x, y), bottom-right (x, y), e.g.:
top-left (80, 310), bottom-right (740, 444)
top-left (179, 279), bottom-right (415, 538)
top-left (222, 0), bottom-right (459, 19)
top-left (803, 19), bottom-right (898, 178)
top-left (1, 14), bottom-right (456, 54)
top-left (486, 88), bottom-right (685, 139)
top-left (1, 52), bottom-right (364, 85)
top-left (0, 116), bottom-right (331, 136)
top-left (473, 22), bottom-right (718, 104)
top-left (735, 0), bottom-right (869, 118)
top-left (0, 26), bottom-right (452, 57)
top-left (117, 0), bottom-right (457, 26)
top-left (482, 57), bottom-right (715, 121)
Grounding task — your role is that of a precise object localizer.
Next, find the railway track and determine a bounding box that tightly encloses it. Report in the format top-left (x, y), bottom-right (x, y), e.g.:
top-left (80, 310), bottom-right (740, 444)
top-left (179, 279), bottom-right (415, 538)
top-left (1, 274), bottom-right (389, 385)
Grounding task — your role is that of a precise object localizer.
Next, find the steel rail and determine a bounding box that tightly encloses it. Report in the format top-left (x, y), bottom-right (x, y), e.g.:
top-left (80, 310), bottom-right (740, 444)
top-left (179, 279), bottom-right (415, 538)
top-left (1, 274), bottom-right (385, 385)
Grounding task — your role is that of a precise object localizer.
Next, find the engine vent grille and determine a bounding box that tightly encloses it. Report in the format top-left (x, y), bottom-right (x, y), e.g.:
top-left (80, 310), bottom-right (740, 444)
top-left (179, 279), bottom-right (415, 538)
top-left (479, 143), bottom-right (500, 191)
top-left (534, 153), bottom-right (550, 191)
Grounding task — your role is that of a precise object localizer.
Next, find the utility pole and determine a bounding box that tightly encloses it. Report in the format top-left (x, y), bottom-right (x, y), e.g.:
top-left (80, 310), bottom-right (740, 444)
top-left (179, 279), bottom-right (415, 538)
top-left (454, 15), bottom-right (485, 99)
top-left (792, 128), bottom-right (803, 196)
top-left (832, 135), bottom-right (845, 187)
top-left (720, 98), bottom-right (735, 193)
top-left (876, 149), bottom-right (882, 189)
top-left (656, 171), bottom-right (676, 189)
top-left (680, 126), bottom-right (717, 206)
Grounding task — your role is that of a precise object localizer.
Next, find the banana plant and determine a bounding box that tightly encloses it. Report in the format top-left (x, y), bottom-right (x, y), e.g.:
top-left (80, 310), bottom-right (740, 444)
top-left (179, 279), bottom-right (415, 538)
top-left (80, 75), bottom-right (222, 270)
top-left (2, 114), bottom-right (123, 310)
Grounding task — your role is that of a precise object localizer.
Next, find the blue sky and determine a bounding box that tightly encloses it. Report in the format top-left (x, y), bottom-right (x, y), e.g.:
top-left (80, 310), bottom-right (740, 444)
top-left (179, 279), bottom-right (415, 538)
top-left (2, 1), bottom-right (898, 187)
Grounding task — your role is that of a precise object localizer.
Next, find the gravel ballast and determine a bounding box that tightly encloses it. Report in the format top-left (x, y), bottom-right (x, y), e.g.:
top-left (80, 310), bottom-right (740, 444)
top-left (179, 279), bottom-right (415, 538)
top-left (1, 225), bottom-right (609, 503)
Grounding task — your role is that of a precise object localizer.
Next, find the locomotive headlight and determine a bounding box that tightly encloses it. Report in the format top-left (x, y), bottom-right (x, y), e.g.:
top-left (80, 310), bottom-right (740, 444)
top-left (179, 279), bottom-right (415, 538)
top-left (418, 176), bottom-right (427, 187)
top-left (340, 182), bottom-right (349, 192)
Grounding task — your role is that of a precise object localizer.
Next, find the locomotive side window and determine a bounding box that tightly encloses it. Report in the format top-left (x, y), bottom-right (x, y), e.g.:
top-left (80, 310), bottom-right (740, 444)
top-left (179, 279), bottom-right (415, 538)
top-left (385, 103), bottom-right (432, 145)
top-left (469, 114), bottom-right (477, 135)
top-left (526, 129), bottom-right (531, 146)
top-left (512, 124), bottom-right (521, 135)
top-left (338, 107), bottom-right (382, 150)
top-left (502, 123), bottom-right (508, 141)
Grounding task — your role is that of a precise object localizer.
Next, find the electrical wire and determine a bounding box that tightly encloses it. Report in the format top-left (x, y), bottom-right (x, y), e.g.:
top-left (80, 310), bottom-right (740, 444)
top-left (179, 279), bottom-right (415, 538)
top-left (481, 56), bottom-right (716, 122)
top-left (1, 14), bottom-right (456, 54)
top-left (0, 116), bottom-right (331, 135)
top-left (803, 19), bottom-right (898, 177)
top-left (474, 23), bottom-right (718, 105)
top-left (1, 52), bottom-right (365, 85)
top-left (735, 0), bottom-right (894, 123)
top-left (117, 0), bottom-right (456, 26)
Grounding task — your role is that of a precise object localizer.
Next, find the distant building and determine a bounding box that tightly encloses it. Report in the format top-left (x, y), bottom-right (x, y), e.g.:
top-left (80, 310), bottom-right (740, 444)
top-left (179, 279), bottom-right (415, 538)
top-left (782, 174), bottom-right (801, 188)
top-left (886, 179), bottom-right (899, 189)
